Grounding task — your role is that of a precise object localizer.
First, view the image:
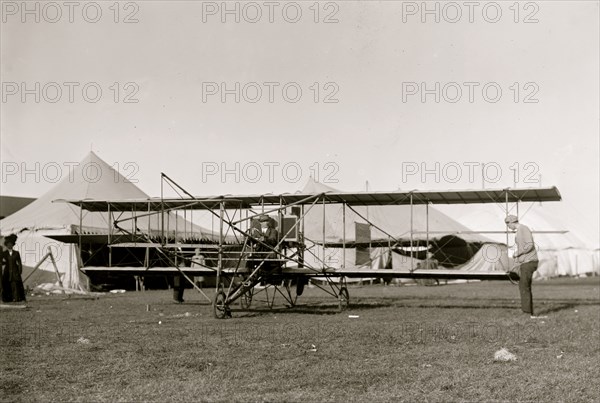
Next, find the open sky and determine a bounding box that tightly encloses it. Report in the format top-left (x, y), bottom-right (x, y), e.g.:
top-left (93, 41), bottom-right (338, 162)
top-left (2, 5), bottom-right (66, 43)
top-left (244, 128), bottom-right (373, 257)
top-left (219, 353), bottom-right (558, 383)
top-left (1, 1), bottom-right (598, 245)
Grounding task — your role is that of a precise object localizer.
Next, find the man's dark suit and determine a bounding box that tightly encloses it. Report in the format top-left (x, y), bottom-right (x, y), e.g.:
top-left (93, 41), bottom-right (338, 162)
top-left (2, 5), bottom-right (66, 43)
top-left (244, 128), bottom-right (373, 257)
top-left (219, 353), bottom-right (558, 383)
top-left (247, 227), bottom-right (279, 272)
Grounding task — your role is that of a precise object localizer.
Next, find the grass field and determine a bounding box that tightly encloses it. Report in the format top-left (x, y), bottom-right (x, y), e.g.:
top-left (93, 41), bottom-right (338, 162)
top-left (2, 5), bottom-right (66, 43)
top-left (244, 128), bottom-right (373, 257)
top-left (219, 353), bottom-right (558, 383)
top-left (1, 277), bottom-right (599, 402)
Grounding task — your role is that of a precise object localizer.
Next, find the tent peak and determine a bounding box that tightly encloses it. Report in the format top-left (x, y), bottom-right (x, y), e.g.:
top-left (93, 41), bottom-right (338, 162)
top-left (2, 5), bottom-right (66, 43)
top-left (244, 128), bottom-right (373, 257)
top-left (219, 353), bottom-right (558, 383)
top-left (301, 177), bottom-right (340, 194)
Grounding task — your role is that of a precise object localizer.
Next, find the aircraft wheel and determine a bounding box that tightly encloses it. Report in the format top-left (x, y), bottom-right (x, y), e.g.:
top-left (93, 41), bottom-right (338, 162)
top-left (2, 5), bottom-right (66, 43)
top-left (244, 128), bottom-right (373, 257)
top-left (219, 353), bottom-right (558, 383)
top-left (217, 282), bottom-right (225, 294)
top-left (338, 287), bottom-right (349, 311)
top-left (213, 291), bottom-right (230, 319)
top-left (240, 290), bottom-right (252, 310)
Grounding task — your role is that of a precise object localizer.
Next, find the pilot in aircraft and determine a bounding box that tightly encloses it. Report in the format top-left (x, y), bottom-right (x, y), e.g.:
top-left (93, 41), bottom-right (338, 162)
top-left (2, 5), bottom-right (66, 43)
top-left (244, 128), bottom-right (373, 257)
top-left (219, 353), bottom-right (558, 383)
top-left (246, 215), bottom-right (279, 273)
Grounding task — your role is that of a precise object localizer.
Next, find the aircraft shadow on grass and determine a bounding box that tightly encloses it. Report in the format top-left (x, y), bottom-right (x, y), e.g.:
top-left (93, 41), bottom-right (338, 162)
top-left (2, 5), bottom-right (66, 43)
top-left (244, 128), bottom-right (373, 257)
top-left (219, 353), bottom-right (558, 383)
top-left (170, 291), bottom-right (598, 316)
top-left (535, 300), bottom-right (599, 315)
top-left (217, 298), bottom-right (599, 317)
top-left (233, 301), bottom-right (395, 317)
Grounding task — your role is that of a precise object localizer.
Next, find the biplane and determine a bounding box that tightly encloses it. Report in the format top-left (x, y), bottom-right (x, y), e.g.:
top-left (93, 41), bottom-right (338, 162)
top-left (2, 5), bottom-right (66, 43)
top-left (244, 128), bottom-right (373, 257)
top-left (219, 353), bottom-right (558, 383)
top-left (55, 174), bottom-right (562, 318)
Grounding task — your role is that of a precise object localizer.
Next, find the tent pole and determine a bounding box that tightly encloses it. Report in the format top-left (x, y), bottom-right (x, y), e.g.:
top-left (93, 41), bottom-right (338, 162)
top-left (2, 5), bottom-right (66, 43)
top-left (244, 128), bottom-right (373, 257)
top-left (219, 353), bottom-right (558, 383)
top-left (108, 203), bottom-right (112, 267)
top-left (161, 173), bottom-right (165, 245)
top-left (48, 248), bottom-right (65, 292)
top-left (22, 252), bottom-right (51, 283)
top-left (146, 202), bottom-right (151, 268)
top-left (78, 201), bottom-right (84, 275)
top-left (426, 203), bottom-right (429, 254)
top-left (167, 209), bottom-right (170, 246)
top-left (300, 204), bottom-right (305, 269)
top-left (132, 203), bottom-right (135, 237)
top-left (279, 196), bottom-right (284, 268)
top-left (410, 193), bottom-right (414, 271)
top-left (342, 203), bottom-right (346, 269)
top-left (505, 190), bottom-right (509, 252)
top-left (218, 201), bottom-right (224, 290)
top-left (322, 196), bottom-right (326, 267)
top-left (69, 243), bottom-right (73, 289)
top-left (388, 235), bottom-right (392, 272)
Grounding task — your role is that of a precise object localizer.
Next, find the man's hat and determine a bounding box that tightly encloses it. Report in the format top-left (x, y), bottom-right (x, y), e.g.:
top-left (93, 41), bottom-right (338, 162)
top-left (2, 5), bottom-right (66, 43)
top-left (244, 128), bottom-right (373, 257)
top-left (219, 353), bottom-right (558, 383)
top-left (258, 215), bottom-right (270, 222)
top-left (504, 215), bottom-right (518, 224)
top-left (4, 234), bottom-right (17, 244)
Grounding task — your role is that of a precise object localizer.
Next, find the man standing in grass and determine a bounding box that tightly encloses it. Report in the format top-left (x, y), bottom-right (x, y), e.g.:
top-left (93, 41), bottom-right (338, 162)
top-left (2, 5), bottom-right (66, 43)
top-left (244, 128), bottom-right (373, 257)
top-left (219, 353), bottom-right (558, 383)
top-left (505, 215), bottom-right (538, 317)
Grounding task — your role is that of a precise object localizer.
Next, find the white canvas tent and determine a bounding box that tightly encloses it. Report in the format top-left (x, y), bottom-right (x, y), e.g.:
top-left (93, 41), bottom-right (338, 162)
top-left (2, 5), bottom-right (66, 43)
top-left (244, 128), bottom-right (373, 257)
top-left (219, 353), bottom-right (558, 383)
top-left (0, 152), bottom-right (217, 290)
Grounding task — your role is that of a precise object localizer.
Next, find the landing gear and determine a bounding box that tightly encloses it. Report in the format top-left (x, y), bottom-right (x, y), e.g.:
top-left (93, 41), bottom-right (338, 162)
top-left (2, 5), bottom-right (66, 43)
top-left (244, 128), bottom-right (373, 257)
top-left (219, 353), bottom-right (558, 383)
top-left (283, 279), bottom-right (298, 308)
top-left (240, 289), bottom-right (253, 310)
top-left (338, 286), bottom-right (349, 311)
top-left (213, 290), bottom-right (231, 319)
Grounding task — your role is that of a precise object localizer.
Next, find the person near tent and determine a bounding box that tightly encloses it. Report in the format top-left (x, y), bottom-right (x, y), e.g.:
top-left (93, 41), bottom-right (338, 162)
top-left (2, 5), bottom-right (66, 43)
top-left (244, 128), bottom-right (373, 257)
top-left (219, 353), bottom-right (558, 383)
top-left (1, 234), bottom-right (26, 303)
top-left (505, 215), bottom-right (539, 317)
top-left (191, 248), bottom-right (206, 288)
top-left (246, 215), bottom-right (279, 274)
